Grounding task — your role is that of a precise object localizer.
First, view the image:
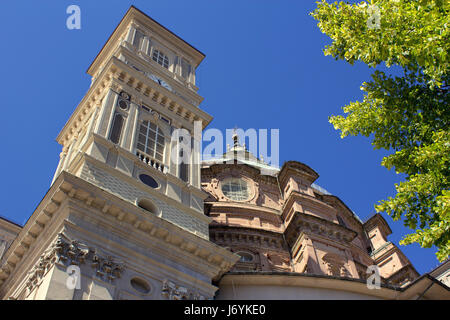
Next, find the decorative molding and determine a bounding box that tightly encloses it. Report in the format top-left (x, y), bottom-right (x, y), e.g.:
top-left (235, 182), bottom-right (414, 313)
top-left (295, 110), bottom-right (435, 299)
top-left (91, 253), bottom-right (124, 282)
top-left (285, 212), bottom-right (357, 247)
top-left (25, 233), bottom-right (125, 292)
top-left (161, 279), bottom-right (205, 300)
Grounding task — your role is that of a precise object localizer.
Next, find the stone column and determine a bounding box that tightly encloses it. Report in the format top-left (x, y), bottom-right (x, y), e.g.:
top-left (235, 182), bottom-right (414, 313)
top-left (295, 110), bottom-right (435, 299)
top-left (304, 237), bottom-right (322, 274)
top-left (344, 249), bottom-right (359, 278)
top-left (94, 89), bottom-right (116, 137)
top-left (104, 92), bottom-right (120, 140)
top-left (128, 103), bottom-right (140, 153)
top-left (121, 101), bottom-right (138, 150)
top-left (80, 106), bottom-right (100, 148)
top-left (125, 25), bottom-right (135, 43)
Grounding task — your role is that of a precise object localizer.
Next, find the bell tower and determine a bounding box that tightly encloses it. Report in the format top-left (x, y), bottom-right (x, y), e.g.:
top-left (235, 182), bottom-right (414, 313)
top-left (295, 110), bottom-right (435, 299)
top-left (52, 5), bottom-right (213, 237)
top-left (0, 6), bottom-right (238, 300)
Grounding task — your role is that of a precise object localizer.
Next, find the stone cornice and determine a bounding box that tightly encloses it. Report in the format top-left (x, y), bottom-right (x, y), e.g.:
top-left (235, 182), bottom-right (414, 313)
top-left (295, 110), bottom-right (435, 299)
top-left (0, 218), bottom-right (22, 235)
top-left (118, 45), bottom-right (203, 106)
top-left (81, 133), bottom-right (209, 201)
top-left (210, 226), bottom-right (286, 250)
top-left (0, 172), bottom-right (239, 296)
top-left (321, 194), bottom-right (364, 225)
top-left (364, 213), bottom-right (393, 236)
top-left (54, 174), bottom-right (238, 278)
top-left (87, 6), bottom-right (205, 77)
top-left (112, 57), bottom-right (212, 127)
top-left (278, 161), bottom-right (319, 187)
top-left (57, 54), bottom-right (212, 147)
top-left (281, 190), bottom-right (337, 221)
top-left (284, 212), bottom-right (358, 248)
top-left (207, 201), bottom-right (282, 218)
top-left (386, 264), bottom-right (420, 286)
top-left (67, 148), bottom-right (210, 224)
top-left (202, 163), bottom-right (278, 185)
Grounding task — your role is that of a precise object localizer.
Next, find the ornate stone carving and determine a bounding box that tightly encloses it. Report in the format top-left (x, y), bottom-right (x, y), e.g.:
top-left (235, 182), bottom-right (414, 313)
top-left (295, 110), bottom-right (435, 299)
top-left (161, 279), bottom-right (205, 300)
top-left (25, 233), bottom-right (125, 292)
top-left (322, 253), bottom-right (350, 277)
top-left (91, 252), bottom-right (124, 282)
top-left (55, 236), bottom-right (89, 266)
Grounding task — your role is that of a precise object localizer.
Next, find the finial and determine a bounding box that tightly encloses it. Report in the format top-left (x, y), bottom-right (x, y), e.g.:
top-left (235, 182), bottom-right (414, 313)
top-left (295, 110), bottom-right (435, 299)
top-left (232, 130), bottom-right (239, 148)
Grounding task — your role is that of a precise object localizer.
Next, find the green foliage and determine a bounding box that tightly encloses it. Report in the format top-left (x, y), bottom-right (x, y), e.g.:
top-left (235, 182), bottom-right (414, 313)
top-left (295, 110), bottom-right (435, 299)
top-left (311, 0), bottom-right (449, 261)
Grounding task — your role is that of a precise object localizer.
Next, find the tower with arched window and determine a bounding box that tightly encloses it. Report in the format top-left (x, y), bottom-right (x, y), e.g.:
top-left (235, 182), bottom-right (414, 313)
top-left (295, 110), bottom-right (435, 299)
top-left (0, 6), bottom-right (238, 300)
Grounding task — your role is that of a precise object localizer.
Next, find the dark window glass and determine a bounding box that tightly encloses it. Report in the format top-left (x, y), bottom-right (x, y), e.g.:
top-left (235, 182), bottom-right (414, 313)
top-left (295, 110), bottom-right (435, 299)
top-left (110, 113), bottom-right (124, 144)
top-left (179, 162), bottom-right (188, 182)
top-left (139, 174), bottom-right (159, 188)
top-left (118, 99), bottom-right (129, 110)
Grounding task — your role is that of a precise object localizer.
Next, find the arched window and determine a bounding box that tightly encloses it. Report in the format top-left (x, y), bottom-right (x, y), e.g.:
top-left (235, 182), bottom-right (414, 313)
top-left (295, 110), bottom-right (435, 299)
top-left (136, 121), bottom-right (165, 161)
top-left (137, 199), bottom-right (158, 214)
top-left (109, 113), bottom-right (124, 144)
top-left (152, 49), bottom-right (169, 69)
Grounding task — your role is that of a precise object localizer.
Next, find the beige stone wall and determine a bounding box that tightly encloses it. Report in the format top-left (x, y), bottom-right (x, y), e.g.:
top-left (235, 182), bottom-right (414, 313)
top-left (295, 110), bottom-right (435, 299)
top-left (0, 218), bottom-right (21, 261)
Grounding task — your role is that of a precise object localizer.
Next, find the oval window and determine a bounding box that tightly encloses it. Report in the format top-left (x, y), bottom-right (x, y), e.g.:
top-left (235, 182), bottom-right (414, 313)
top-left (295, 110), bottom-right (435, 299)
top-left (139, 174), bottom-right (159, 188)
top-left (130, 277), bottom-right (151, 294)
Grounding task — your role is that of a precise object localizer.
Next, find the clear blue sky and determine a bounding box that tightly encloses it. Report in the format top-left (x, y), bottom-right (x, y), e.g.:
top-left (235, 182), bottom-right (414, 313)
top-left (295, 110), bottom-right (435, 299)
top-left (0, 1), bottom-right (440, 274)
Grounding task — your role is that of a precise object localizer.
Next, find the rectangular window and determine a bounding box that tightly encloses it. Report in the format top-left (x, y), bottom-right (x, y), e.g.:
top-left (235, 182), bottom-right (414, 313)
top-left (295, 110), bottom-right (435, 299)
top-left (179, 162), bottom-right (189, 182)
top-left (136, 121), bottom-right (165, 162)
top-left (152, 49), bottom-right (169, 69)
top-left (109, 113), bottom-right (124, 144)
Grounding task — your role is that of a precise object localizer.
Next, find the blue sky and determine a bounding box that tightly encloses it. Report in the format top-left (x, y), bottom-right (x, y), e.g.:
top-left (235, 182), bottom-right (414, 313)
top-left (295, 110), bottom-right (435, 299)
top-left (0, 1), bottom-right (440, 274)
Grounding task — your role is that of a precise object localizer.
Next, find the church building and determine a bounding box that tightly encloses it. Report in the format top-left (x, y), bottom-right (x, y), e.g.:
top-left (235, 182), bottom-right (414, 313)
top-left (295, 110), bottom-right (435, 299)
top-left (0, 6), bottom-right (448, 300)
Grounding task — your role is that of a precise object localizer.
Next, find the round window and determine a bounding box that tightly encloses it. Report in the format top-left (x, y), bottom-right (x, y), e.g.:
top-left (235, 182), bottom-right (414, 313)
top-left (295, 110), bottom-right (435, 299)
top-left (139, 174), bottom-right (159, 188)
top-left (221, 178), bottom-right (249, 201)
top-left (130, 277), bottom-right (151, 294)
top-left (118, 99), bottom-right (129, 110)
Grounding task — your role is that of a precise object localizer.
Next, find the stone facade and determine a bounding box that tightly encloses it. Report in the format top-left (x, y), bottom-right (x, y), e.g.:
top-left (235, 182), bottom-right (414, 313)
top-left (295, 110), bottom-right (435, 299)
top-left (0, 6), bottom-right (449, 300)
top-left (202, 144), bottom-right (421, 286)
top-left (0, 6), bottom-right (238, 300)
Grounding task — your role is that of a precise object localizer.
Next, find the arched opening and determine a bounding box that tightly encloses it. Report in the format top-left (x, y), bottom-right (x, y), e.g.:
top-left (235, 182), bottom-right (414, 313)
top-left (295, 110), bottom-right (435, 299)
top-left (109, 113), bottom-right (124, 144)
top-left (137, 199), bottom-right (158, 215)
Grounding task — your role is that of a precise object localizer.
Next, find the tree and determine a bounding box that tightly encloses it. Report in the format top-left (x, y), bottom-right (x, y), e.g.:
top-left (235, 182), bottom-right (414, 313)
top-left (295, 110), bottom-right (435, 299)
top-left (311, 0), bottom-right (449, 262)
